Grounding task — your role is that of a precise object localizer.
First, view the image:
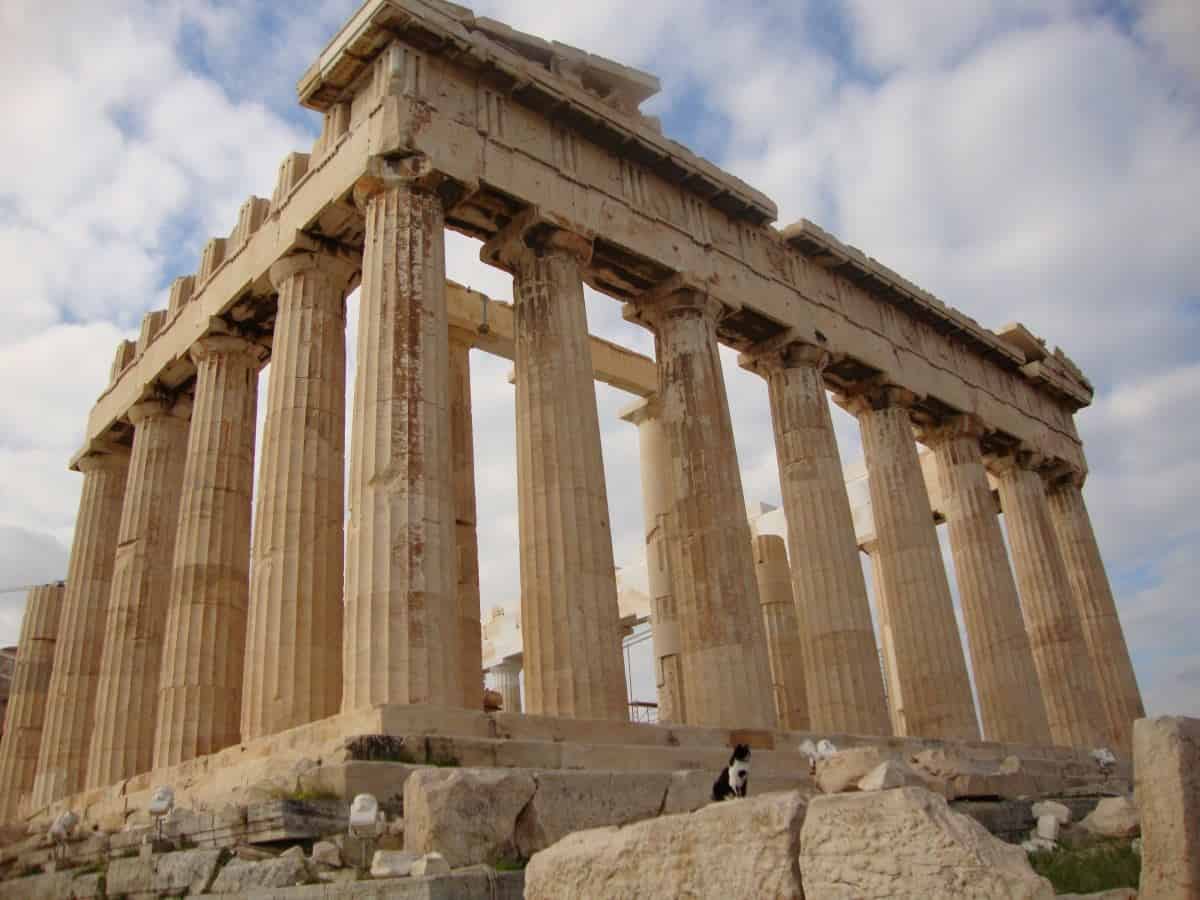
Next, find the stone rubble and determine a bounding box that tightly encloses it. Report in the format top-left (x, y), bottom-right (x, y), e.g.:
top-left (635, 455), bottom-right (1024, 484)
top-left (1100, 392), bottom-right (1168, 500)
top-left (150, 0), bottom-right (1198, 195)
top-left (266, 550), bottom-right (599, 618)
top-left (525, 790), bottom-right (807, 900)
top-left (800, 786), bottom-right (1054, 899)
top-left (1080, 796), bottom-right (1140, 838)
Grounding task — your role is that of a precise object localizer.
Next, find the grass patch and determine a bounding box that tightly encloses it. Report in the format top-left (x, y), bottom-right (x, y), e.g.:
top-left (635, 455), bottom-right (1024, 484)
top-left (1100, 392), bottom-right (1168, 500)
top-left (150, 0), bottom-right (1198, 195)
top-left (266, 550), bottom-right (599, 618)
top-left (344, 735), bottom-right (419, 764)
top-left (492, 857), bottom-right (527, 871)
top-left (1028, 839), bottom-right (1140, 895)
top-left (268, 785), bottom-right (342, 806)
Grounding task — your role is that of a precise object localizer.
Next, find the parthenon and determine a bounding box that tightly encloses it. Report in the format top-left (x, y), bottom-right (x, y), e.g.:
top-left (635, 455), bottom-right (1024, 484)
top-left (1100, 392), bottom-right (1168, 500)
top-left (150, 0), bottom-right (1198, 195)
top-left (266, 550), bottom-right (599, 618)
top-left (0, 0), bottom-right (1144, 831)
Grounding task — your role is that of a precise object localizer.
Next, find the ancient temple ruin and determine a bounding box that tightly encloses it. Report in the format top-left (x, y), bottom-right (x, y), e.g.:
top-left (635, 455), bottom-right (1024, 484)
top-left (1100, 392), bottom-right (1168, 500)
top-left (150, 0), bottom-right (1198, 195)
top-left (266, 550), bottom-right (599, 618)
top-left (0, 0), bottom-right (1143, 830)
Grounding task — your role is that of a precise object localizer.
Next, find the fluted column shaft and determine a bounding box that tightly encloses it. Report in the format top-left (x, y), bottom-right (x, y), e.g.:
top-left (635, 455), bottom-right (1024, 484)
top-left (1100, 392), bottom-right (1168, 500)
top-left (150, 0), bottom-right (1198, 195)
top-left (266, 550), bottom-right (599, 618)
top-left (483, 221), bottom-right (626, 721)
top-left (629, 289), bottom-right (775, 729)
top-left (344, 165), bottom-right (461, 710)
top-left (154, 336), bottom-right (264, 769)
top-left (863, 542), bottom-right (904, 736)
top-left (749, 347), bottom-right (890, 735)
top-left (32, 451), bottom-right (128, 807)
top-left (995, 458), bottom-right (1104, 748)
top-left (927, 421), bottom-right (1052, 745)
top-left (0, 584), bottom-right (64, 822)
top-left (621, 397), bottom-right (685, 724)
top-left (849, 389), bottom-right (978, 740)
top-left (753, 535), bottom-right (809, 731)
top-left (491, 661), bottom-right (522, 714)
top-left (87, 396), bottom-right (190, 788)
top-left (1046, 480), bottom-right (1143, 754)
top-left (244, 251), bottom-right (352, 741)
top-left (449, 331), bottom-right (483, 710)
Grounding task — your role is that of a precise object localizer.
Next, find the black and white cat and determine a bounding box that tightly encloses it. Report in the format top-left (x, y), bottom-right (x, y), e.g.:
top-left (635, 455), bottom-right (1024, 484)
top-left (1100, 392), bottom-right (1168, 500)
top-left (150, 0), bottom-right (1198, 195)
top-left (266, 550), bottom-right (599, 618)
top-left (711, 744), bottom-right (751, 801)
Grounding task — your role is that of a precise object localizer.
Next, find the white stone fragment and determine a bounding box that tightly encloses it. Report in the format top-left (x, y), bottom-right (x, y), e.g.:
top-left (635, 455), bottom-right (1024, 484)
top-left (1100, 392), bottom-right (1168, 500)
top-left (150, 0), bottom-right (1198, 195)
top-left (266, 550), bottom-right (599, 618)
top-left (857, 759), bottom-right (924, 792)
top-left (1036, 814), bottom-right (1059, 842)
top-left (311, 840), bottom-right (342, 868)
top-left (410, 852), bottom-right (451, 877)
top-left (1031, 800), bottom-right (1071, 825)
top-left (370, 850), bottom-right (420, 878)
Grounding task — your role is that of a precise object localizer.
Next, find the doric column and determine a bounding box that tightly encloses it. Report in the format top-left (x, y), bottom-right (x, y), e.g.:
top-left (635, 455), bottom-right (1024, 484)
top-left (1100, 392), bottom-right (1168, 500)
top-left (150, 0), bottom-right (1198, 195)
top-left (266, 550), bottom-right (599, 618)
top-left (742, 344), bottom-right (890, 736)
top-left (842, 386), bottom-right (978, 740)
top-left (922, 417), bottom-right (1052, 746)
top-left (480, 211), bottom-right (627, 721)
top-left (87, 395), bottom-right (191, 789)
top-left (1046, 476), bottom-right (1144, 754)
top-left (992, 454), bottom-right (1104, 748)
top-left (449, 328), bottom-right (483, 711)
top-left (243, 248), bottom-right (354, 741)
top-left (624, 283), bottom-right (775, 729)
top-left (32, 449), bottom-right (128, 807)
top-left (0, 583), bottom-right (65, 822)
top-left (491, 660), bottom-right (522, 714)
top-left (862, 541), bottom-right (904, 737)
top-left (620, 396), bottom-right (685, 724)
top-left (343, 157), bottom-right (462, 711)
top-left (154, 334), bottom-right (266, 769)
top-left (752, 535), bottom-right (809, 731)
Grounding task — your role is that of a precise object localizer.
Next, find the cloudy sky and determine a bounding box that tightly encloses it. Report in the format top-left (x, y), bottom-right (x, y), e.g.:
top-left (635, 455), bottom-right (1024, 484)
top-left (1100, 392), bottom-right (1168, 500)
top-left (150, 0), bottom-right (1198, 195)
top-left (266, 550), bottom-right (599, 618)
top-left (1, 0), bottom-right (1196, 721)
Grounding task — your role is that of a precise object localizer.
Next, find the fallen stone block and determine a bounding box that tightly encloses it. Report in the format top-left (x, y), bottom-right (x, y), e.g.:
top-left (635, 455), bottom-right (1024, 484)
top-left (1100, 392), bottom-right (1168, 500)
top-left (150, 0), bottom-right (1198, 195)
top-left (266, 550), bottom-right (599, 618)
top-left (411, 851), bottom-right (450, 877)
top-left (105, 856), bottom-right (155, 897)
top-left (524, 790), bottom-right (806, 900)
top-left (1134, 715), bottom-right (1200, 900)
top-left (1031, 800), bottom-right (1071, 825)
top-left (153, 848), bottom-right (226, 896)
top-left (207, 855), bottom-right (310, 893)
top-left (403, 768), bottom-right (535, 868)
top-left (800, 786), bottom-right (1054, 899)
top-left (816, 746), bottom-right (901, 794)
top-left (311, 840), bottom-right (342, 868)
top-left (659, 769), bottom-right (811, 815)
top-left (371, 850), bottom-right (420, 877)
top-left (0, 871), bottom-right (73, 899)
top-left (514, 770), bottom-right (671, 857)
top-left (67, 871), bottom-right (104, 898)
top-left (858, 760), bottom-right (925, 792)
top-left (912, 749), bottom-right (1036, 799)
top-left (1058, 891), bottom-right (1137, 900)
top-left (1080, 796), bottom-right (1140, 838)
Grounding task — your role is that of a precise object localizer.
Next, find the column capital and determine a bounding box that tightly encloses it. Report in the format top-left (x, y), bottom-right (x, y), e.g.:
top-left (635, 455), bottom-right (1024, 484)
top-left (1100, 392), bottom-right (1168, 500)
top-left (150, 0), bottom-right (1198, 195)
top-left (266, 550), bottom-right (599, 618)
top-left (352, 154), bottom-right (448, 210)
top-left (984, 448), bottom-right (1051, 478)
top-left (128, 393), bottom-right (192, 426)
top-left (622, 274), bottom-right (727, 331)
top-left (914, 413), bottom-right (987, 447)
top-left (480, 207), bottom-right (594, 274)
top-left (618, 394), bottom-right (662, 427)
top-left (188, 333), bottom-right (269, 367)
top-left (447, 324), bottom-right (478, 349)
top-left (76, 447), bottom-right (130, 473)
top-left (268, 246), bottom-right (357, 294)
top-left (738, 335), bottom-right (832, 379)
top-left (833, 380), bottom-right (918, 419)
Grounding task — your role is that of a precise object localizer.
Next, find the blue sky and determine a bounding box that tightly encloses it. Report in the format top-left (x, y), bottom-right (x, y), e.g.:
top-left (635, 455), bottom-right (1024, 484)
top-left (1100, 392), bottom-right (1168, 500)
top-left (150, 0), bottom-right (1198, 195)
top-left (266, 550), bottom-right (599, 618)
top-left (0, 0), bottom-right (1197, 722)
